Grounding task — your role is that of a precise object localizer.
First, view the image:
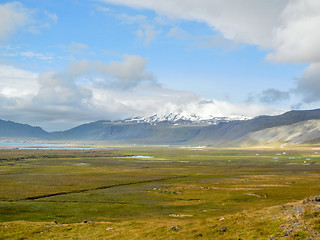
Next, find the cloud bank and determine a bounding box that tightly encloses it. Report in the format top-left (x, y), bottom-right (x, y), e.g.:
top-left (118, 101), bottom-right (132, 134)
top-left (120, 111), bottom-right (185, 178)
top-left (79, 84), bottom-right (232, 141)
top-left (101, 0), bottom-right (320, 104)
top-left (0, 55), bottom-right (278, 131)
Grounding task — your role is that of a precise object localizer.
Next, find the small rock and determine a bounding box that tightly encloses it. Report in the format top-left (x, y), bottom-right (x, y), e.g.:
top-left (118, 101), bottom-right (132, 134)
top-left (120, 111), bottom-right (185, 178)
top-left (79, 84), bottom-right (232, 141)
top-left (219, 217), bottom-right (225, 221)
top-left (315, 196), bottom-right (320, 202)
top-left (197, 233), bottom-right (203, 237)
top-left (106, 227), bottom-right (114, 231)
top-left (171, 226), bottom-right (180, 232)
top-left (220, 226), bottom-right (227, 232)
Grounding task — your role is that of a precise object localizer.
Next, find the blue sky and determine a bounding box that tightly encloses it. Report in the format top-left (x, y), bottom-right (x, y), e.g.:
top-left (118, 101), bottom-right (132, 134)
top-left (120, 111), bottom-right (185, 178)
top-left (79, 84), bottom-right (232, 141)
top-left (0, 0), bottom-right (319, 130)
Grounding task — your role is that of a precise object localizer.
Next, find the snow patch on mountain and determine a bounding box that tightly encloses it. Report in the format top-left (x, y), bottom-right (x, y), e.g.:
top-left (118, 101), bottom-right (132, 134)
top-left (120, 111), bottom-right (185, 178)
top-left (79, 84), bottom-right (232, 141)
top-left (119, 113), bottom-right (250, 125)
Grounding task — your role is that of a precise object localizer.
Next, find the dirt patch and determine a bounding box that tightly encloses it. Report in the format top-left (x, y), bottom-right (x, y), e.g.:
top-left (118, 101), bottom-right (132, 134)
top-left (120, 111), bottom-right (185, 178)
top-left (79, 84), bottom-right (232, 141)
top-left (235, 184), bottom-right (290, 187)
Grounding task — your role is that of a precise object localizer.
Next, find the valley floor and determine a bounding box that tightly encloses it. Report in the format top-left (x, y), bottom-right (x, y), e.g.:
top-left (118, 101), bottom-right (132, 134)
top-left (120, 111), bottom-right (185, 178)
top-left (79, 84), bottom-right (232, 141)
top-left (0, 146), bottom-right (320, 239)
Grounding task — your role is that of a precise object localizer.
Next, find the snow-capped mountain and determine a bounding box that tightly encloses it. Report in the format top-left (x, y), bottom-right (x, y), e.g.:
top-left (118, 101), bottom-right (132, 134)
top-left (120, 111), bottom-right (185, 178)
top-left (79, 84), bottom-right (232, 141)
top-left (118, 113), bottom-right (250, 125)
top-left (3, 109), bottom-right (320, 146)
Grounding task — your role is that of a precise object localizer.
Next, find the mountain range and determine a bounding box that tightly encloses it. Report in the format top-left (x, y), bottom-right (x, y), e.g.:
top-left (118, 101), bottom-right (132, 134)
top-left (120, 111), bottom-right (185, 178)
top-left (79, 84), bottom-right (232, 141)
top-left (2, 109), bottom-right (320, 146)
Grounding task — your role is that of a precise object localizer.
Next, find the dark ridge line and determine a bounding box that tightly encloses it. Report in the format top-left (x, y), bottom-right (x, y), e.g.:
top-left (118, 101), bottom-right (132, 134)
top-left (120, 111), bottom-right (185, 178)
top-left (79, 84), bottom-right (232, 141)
top-left (19, 176), bottom-right (187, 201)
top-left (34, 200), bottom-right (128, 204)
top-left (0, 199), bottom-right (128, 204)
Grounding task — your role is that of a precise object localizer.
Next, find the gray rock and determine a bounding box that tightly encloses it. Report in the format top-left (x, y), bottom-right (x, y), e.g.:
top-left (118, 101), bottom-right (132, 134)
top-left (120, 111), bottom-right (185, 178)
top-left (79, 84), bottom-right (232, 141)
top-left (220, 226), bottom-right (227, 232)
top-left (171, 226), bottom-right (180, 232)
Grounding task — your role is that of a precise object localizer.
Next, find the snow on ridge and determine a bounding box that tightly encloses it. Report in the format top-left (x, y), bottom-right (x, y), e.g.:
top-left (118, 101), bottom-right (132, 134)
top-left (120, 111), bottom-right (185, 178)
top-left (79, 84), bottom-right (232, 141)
top-left (118, 113), bottom-right (250, 125)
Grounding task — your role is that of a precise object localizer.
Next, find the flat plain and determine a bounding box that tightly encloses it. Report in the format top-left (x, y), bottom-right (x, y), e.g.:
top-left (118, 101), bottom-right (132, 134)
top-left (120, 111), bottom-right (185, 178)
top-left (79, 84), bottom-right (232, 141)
top-left (0, 146), bottom-right (320, 239)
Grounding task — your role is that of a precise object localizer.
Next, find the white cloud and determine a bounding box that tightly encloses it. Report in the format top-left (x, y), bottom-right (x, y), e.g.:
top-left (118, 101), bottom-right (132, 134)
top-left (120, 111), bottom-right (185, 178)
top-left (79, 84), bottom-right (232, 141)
top-left (247, 88), bottom-right (290, 104)
top-left (20, 51), bottom-right (54, 60)
top-left (0, 56), bottom-right (279, 131)
top-left (44, 11), bottom-right (58, 24)
top-left (103, 49), bottom-right (121, 56)
top-left (266, 0), bottom-right (320, 63)
top-left (0, 65), bottom-right (39, 98)
top-left (101, 0), bottom-right (288, 47)
top-left (0, 55), bottom-right (158, 129)
top-left (35, 71), bottom-right (91, 105)
top-left (167, 27), bottom-right (189, 40)
top-left (118, 13), bottom-right (147, 24)
top-left (0, 48), bottom-right (54, 61)
top-left (136, 25), bottom-right (161, 45)
top-left (295, 63), bottom-right (320, 103)
top-left (89, 86), bottom-right (280, 120)
top-left (71, 42), bottom-right (88, 49)
top-left (196, 35), bottom-right (238, 50)
top-left (101, 0), bottom-right (320, 104)
top-left (95, 5), bottom-right (111, 13)
top-left (116, 13), bottom-right (161, 44)
top-left (66, 55), bottom-right (157, 89)
top-left (0, 2), bottom-right (58, 42)
top-left (60, 42), bottom-right (89, 55)
top-left (103, 0), bottom-right (318, 60)
top-left (0, 2), bottom-right (32, 41)
top-left (184, 99), bottom-right (280, 119)
top-left (103, 55), bottom-right (156, 87)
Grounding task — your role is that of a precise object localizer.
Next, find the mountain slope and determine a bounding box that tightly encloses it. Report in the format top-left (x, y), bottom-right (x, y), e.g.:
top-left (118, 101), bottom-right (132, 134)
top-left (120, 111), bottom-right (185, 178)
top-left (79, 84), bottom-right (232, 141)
top-left (0, 119), bottom-right (48, 139)
top-left (50, 121), bottom-right (154, 141)
top-left (239, 119), bottom-right (320, 145)
top-left (50, 121), bottom-right (202, 144)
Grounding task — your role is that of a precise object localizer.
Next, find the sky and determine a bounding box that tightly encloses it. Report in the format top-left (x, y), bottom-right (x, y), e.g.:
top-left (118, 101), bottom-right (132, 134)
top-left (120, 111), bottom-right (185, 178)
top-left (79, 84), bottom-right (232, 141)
top-left (0, 0), bottom-right (320, 131)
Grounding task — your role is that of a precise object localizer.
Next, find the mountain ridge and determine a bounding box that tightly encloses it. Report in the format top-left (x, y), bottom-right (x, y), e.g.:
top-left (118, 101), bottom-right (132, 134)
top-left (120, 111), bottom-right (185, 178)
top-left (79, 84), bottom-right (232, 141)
top-left (2, 109), bottom-right (320, 146)
top-left (117, 113), bottom-right (249, 125)
top-left (0, 119), bottom-right (48, 139)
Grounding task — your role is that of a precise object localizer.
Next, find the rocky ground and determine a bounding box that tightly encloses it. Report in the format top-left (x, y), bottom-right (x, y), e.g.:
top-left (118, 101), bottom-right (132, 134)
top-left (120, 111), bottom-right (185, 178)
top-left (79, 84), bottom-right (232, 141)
top-left (269, 196), bottom-right (320, 239)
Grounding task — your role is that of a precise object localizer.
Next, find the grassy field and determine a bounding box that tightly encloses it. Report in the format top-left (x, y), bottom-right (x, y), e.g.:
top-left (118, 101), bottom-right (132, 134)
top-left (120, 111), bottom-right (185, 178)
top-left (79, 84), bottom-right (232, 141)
top-left (0, 146), bottom-right (320, 239)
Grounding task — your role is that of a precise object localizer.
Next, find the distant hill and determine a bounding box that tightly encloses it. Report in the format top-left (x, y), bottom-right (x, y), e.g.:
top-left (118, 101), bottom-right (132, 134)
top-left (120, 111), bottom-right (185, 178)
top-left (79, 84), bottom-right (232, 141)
top-left (2, 108), bottom-right (320, 146)
top-left (0, 119), bottom-right (48, 139)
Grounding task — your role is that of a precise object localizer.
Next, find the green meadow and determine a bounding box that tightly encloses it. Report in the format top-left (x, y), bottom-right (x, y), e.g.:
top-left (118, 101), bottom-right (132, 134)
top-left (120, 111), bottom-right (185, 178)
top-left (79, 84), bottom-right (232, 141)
top-left (0, 146), bottom-right (320, 239)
